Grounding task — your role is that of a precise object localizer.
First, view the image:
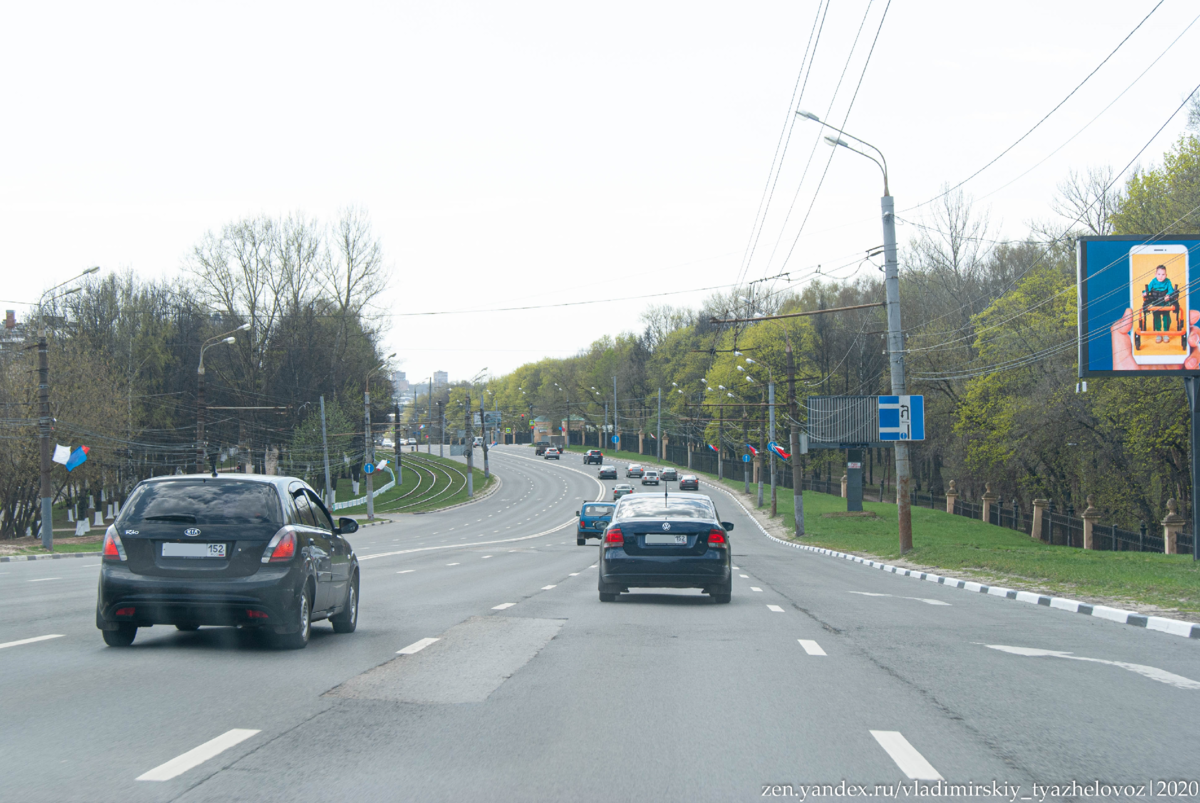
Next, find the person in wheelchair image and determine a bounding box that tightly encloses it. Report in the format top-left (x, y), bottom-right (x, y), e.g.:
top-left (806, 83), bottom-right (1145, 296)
top-left (1135, 263), bottom-right (1182, 350)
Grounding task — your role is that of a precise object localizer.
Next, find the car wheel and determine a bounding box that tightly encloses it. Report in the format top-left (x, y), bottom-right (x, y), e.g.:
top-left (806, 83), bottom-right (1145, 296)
top-left (275, 585), bottom-right (312, 649)
top-left (577, 537), bottom-right (586, 546)
top-left (175, 624), bottom-right (200, 632)
top-left (102, 623), bottom-right (137, 647)
top-left (711, 580), bottom-right (732, 604)
top-left (331, 574), bottom-right (359, 634)
top-left (599, 592), bottom-right (618, 602)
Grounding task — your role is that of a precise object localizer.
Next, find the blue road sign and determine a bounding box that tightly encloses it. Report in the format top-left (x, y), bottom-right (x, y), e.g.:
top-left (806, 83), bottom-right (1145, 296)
top-left (878, 395), bottom-right (925, 441)
top-left (611, 436), bottom-right (619, 445)
top-left (363, 463), bottom-right (375, 474)
top-left (742, 454), bottom-right (752, 463)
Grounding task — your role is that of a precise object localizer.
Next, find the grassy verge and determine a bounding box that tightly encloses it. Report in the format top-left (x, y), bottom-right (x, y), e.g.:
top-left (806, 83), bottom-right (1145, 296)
top-left (563, 444), bottom-right (1200, 614)
top-left (362, 454), bottom-right (495, 516)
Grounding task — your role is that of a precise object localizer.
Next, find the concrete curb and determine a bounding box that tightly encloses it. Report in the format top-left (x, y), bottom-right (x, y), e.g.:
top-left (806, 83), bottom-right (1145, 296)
top-left (703, 477), bottom-right (1200, 642)
top-left (1, 551), bottom-right (101, 562)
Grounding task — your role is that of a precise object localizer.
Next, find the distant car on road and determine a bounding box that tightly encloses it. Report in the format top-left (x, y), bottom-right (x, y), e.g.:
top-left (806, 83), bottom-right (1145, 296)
top-left (612, 483), bottom-right (634, 500)
top-left (543, 447), bottom-right (560, 460)
top-left (96, 474), bottom-right (361, 649)
top-left (678, 474), bottom-right (699, 491)
top-left (583, 449), bottom-right (603, 465)
top-left (625, 464), bottom-right (644, 478)
top-left (576, 502), bottom-right (616, 545)
top-left (406, 438), bottom-right (417, 446)
top-left (598, 492), bottom-right (733, 603)
top-left (660, 467), bottom-right (678, 482)
top-left (534, 441), bottom-right (551, 455)
top-left (598, 465), bottom-right (618, 480)
top-left (641, 470), bottom-right (659, 486)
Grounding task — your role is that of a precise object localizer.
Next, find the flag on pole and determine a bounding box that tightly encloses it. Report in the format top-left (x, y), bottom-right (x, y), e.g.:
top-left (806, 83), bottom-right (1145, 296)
top-left (745, 444), bottom-right (758, 456)
top-left (767, 441), bottom-right (790, 460)
top-left (65, 445), bottom-right (90, 471)
top-left (52, 444), bottom-right (72, 465)
top-left (707, 444), bottom-right (719, 454)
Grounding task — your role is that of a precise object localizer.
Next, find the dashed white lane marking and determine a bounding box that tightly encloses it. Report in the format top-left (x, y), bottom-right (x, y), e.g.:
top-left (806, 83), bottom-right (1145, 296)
top-left (739, 574), bottom-right (749, 578)
top-left (0, 634), bottom-right (64, 650)
top-left (732, 565), bottom-right (740, 570)
top-left (397, 637), bottom-right (440, 655)
top-left (798, 639), bottom-right (827, 656)
top-left (983, 644), bottom-right (1200, 689)
top-left (542, 585), bottom-right (556, 590)
top-left (589, 564), bottom-right (597, 569)
top-left (28, 578), bottom-right (61, 582)
top-left (397, 570), bottom-right (415, 574)
top-left (767, 605), bottom-right (784, 613)
top-left (136, 729), bottom-right (261, 782)
top-left (870, 731), bottom-right (943, 780)
top-left (482, 555), bottom-right (493, 559)
top-left (569, 572), bottom-right (579, 576)
top-left (492, 603), bottom-right (516, 610)
top-left (849, 591), bottom-right (950, 606)
top-left (446, 563), bottom-right (460, 566)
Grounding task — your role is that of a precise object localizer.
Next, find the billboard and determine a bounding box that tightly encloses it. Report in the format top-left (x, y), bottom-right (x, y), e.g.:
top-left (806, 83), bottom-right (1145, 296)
top-left (1078, 236), bottom-right (1200, 376)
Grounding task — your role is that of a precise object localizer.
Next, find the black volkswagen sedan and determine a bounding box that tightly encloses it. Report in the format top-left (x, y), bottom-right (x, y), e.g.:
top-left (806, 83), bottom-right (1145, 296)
top-left (598, 493), bottom-right (733, 603)
top-left (96, 474), bottom-right (360, 649)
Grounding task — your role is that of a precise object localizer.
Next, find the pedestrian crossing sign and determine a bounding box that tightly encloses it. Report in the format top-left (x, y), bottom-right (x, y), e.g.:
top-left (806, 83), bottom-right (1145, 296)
top-left (878, 395), bottom-right (924, 441)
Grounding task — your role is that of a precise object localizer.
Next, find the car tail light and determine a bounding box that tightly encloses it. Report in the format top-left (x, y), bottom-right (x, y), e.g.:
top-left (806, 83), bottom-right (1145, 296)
top-left (261, 527), bottom-right (297, 563)
top-left (707, 529), bottom-right (728, 548)
top-left (604, 527), bottom-right (624, 546)
top-left (114, 607), bottom-right (135, 617)
top-left (245, 609), bottom-right (269, 619)
top-left (102, 526), bottom-right (126, 561)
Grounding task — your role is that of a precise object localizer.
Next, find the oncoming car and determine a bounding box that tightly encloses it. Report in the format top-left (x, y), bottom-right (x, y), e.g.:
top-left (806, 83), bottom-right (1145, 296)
top-left (598, 493), bottom-right (733, 603)
top-left (96, 474), bottom-right (360, 649)
top-left (612, 483), bottom-right (634, 500)
top-left (598, 465), bottom-right (618, 480)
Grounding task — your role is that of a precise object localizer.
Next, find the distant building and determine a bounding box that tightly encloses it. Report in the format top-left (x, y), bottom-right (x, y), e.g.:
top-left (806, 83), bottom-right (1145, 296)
top-left (391, 370), bottom-right (410, 394)
top-left (433, 370), bottom-right (448, 389)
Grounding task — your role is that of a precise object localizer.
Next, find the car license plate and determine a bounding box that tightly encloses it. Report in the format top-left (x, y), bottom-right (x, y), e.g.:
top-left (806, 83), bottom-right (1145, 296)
top-left (162, 542), bottom-right (226, 558)
top-left (644, 533), bottom-right (688, 546)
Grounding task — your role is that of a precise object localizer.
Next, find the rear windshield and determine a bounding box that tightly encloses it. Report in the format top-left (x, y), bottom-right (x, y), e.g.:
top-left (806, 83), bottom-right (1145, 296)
top-left (614, 497), bottom-right (715, 521)
top-left (119, 480), bottom-right (283, 527)
top-left (582, 504), bottom-right (614, 517)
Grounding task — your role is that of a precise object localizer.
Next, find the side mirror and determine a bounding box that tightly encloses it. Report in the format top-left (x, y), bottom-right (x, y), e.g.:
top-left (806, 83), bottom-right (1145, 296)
top-left (337, 517), bottom-right (359, 535)
top-left (722, 522), bottom-right (734, 532)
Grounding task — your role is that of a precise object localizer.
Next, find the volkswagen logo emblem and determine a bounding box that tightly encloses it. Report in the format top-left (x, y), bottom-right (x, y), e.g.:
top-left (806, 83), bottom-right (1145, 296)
top-left (662, 522), bottom-right (671, 531)
top-left (184, 528), bottom-right (202, 537)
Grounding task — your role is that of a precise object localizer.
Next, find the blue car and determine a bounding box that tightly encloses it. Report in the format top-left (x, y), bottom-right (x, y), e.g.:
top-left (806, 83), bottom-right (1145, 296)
top-left (576, 502), bottom-right (616, 545)
top-left (598, 493), bottom-right (733, 603)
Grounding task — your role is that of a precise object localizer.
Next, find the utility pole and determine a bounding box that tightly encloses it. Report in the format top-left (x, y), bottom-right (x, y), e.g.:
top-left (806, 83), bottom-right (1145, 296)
top-left (757, 397), bottom-right (765, 508)
top-left (465, 393), bottom-right (474, 497)
top-left (437, 400), bottom-right (444, 458)
top-left (657, 388), bottom-right (662, 462)
top-left (717, 407), bottom-right (723, 480)
top-left (604, 401), bottom-right (609, 453)
top-left (320, 396), bottom-right (333, 509)
top-left (769, 380), bottom-right (777, 517)
top-left (612, 376), bottom-right (619, 452)
top-left (787, 336), bottom-right (803, 536)
top-left (481, 395), bottom-right (490, 479)
top-left (881, 194), bottom-right (912, 552)
top-left (394, 402), bottom-right (402, 488)
top-left (37, 333), bottom-right (52, 550)
top-left (364, 386), bottom-right (375, 521)
top-left (428, 378), bottom-right (433, 454)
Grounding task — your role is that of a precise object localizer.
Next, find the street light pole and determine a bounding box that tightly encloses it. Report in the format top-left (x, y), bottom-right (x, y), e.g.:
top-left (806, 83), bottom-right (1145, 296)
top-left (364, 354), bottom-right (396, 521)
top-left (798, 110), bottom-right (912, 553)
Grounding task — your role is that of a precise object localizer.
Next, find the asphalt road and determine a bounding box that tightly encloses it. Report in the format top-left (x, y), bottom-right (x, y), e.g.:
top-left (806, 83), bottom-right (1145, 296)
top-left (2, 445), bottom-right (1197, 802)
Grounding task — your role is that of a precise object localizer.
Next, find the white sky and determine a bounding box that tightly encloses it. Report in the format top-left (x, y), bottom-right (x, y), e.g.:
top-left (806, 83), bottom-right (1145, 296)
top-left (2, 1), bottom-right (1197, 384)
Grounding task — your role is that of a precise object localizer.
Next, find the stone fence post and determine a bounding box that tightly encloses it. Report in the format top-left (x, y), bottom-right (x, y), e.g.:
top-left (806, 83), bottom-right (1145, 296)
top-left (1161, 498), bottom-right (1184, 555)
top-left (1081, 495), bottom-right (1100, 550)
top-left (981, 483), bottom-right (998, 524)
top-left (1031, 499), bottom-right (1048, 541)
top-left (840, 474), bottom-right (848, 498)
top-left (945, 480), bottom-right (957, 514)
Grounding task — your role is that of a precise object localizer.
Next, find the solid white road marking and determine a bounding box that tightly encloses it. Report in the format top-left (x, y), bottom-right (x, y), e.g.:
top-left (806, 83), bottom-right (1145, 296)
top-left (0, 634), bottom-right (64, 650)
top-left (983, 644), bottom-right (1200, 689)
top-left (542, 585), bottom-right (556, 590)
top-left (870, 731), bottom-right (942, 780)
top-left (446, 563), bottom-right (460, 566)
top-left (397, 637), bottom-right (440, 654)
top-left (28, 578), bottom-right (61, 582)
top-left (849, 591), bottom-right (950, 606)
top-left (750, 587), bottom-right (763, 592)
top-left (397, 570), bottom-right (414, 574)
top-left (767, 605), bottom-right (784, 613)
top-left (492, 603), bottom-right (516, 610)
top-left (798, 639), bottom-right (826, 656)
top-left (136, 729), bottom-right (260, 782)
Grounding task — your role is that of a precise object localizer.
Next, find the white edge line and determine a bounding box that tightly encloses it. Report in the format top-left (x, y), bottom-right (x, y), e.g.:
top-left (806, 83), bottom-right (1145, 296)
top-left (870, 730), bottom-right (943, 781)
top-left (0, 634), bottom-right (64, 650)
top-left (136, 728), bottom-right (260, 782)
top-left (492, 602), bottom-right (516, 610)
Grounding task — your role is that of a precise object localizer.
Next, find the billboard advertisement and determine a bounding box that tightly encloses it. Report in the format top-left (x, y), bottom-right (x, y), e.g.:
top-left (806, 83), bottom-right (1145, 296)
top-left (1078, 236), bottom-right (1200, 376)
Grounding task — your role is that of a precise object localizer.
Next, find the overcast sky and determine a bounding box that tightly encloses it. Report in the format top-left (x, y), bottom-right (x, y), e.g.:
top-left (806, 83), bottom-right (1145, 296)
top-left (2, 1), bottom-right (1196, 385)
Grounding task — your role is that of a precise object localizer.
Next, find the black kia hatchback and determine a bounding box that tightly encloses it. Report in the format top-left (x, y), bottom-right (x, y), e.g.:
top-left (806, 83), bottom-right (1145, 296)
top-left (598, 493), bottom-right (733, 603)
top-left (96, 474), bottom-right (360, 649)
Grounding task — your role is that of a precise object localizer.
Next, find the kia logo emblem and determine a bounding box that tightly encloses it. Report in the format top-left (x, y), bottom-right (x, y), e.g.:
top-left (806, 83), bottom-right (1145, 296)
top-left (662, 522), bottom-right (671, 531)
top-left (184, 528), bottom-right (201, 537)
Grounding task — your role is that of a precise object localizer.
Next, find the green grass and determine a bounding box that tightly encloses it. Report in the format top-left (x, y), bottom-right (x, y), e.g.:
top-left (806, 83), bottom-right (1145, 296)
top-left (562, 444), bottom-right (1200, 614)
top-left (352, 454), bottom-right (495, 516)
top-left (13, 541), bottom-right (102, 555)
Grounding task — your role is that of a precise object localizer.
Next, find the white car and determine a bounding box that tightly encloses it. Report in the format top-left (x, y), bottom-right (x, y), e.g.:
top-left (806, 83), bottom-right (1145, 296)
top-left (641, 470), bottom-right (659, 486)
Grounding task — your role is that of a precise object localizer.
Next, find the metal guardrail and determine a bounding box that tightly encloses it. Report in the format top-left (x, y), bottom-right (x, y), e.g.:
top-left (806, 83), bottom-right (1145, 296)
top-left (332, 467), bottom-right (396, 511)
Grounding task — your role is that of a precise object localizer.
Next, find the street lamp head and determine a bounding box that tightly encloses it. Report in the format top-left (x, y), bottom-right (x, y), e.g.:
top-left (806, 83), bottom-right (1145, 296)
top-left (736, 365), bottom-right (744, 372)
top-left (824, 135), bottom-right (850, 148)
top-left (237, 322), bottom-right (252, 331)
top-left (745, 358), bottom-right (756, 364)
top-left (222, 337), bottom-right (236, 344)
top-left (796, 109), bottom-right (821, 122)
top-left (727, 392), bottom-right (735, 398)
top-left (83, 266), bottom-right (100, 275)
top-left (700, 378), bottom-right (707, 384)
